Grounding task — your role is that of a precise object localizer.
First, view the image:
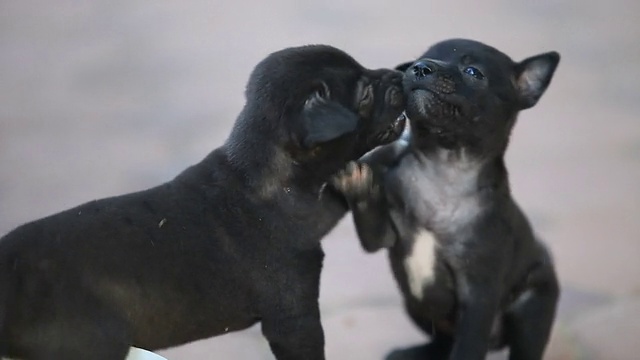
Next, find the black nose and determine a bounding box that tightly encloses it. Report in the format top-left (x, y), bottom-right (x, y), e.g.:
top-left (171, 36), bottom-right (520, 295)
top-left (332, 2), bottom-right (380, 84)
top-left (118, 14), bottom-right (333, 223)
top-left (412, 61), bottom-right (434, 79)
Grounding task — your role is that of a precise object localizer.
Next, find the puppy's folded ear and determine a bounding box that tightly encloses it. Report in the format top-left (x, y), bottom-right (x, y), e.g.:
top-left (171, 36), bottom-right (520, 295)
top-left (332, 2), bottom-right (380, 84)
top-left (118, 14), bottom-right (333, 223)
top-left (355, 78), bottom-right (374, 119)
top-left (514, 52), bottom-right (560, 109)
top-left (395, 61), bottom-right (414, 72)
top-left (302, 82), bottom-right (358, 148)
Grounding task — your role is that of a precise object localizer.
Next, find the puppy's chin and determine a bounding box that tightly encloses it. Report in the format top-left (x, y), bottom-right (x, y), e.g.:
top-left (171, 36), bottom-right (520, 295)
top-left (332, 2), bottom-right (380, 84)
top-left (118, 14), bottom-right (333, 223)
top-left (407, 89), bottom-right (461, 120)
top-left (406, 89), bottom-right (468, 140)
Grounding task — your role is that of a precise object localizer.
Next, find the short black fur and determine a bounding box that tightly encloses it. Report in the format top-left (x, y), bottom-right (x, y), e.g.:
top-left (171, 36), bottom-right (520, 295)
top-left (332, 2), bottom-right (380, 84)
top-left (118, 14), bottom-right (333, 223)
top-left (332, 39), bottom-right (560, 360)
top-left (0, 44), bottom-right (406, 360)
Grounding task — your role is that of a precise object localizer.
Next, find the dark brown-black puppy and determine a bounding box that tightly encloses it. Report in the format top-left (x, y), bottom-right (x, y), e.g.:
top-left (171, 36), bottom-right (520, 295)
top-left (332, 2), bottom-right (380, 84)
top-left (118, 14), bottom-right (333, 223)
top-left (0, 44), bottom-right (406, 360)
top-left (331, 39), bottom-right (560, 360)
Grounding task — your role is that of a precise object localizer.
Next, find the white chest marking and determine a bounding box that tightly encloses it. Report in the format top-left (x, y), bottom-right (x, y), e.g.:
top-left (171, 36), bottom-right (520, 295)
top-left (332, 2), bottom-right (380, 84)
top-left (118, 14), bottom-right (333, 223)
top-left (403, 229), bottom-right (438, 300)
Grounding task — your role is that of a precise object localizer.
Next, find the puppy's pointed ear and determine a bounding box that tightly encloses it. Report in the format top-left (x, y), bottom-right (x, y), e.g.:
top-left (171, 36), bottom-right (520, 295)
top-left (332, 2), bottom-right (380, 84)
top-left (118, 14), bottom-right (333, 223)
top-left (302, 82), bottom-right (358, 148)
top-left (395, 61), bottom-right (414, 72)
top-left (514, 51), bottom-right (560, 109)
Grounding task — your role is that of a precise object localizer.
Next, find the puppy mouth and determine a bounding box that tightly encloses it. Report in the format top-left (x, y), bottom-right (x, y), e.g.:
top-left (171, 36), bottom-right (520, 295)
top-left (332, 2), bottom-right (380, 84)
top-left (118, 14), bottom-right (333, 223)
top-left (405, 88), bottom-right (470, 135)
top-left (371, 113), bottom-right (407, 145)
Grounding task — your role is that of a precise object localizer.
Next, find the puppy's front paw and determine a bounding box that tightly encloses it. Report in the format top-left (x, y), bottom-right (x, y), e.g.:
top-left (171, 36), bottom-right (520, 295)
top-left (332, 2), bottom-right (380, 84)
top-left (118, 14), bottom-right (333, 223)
top-left (330, 161), bottom-right (378, 200)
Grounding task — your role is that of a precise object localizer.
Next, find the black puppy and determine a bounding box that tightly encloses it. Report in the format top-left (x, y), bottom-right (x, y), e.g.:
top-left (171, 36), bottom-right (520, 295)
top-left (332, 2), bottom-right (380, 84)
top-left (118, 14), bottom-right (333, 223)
top-left (332, 39), bottom-right (560, 360)
top-left (0, 45), bottom-right (406, 360)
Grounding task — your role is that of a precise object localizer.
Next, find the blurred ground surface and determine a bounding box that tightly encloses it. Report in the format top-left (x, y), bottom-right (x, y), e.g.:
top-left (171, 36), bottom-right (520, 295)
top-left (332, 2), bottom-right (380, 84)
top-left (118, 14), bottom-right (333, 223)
top-left (1, 1), bottom-right (639, 359)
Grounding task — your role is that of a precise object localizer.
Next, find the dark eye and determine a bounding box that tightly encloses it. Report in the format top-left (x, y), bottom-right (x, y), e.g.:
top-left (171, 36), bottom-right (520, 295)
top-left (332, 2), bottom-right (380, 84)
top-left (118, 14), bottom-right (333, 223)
top-left (463, 66), bottom-right (485, 80)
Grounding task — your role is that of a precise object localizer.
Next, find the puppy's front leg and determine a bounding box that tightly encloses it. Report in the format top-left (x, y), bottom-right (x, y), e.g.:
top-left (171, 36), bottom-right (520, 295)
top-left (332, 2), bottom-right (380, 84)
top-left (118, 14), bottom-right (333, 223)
top-left (262, 310), bottom-right (324, 360)
top-left (260, 251), bottom-right (325, 360)
top-left (331, 162), bottom-right (397, 252)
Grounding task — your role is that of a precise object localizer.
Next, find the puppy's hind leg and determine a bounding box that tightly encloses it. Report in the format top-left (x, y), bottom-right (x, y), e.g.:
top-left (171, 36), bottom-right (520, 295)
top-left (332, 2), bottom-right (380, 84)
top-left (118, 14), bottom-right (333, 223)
top-left (385, 338), bottom-right (452, 360)
top-left (385, 301), bottom-right (453, 360)
top-left (504, 257), bottom-right (560, 360)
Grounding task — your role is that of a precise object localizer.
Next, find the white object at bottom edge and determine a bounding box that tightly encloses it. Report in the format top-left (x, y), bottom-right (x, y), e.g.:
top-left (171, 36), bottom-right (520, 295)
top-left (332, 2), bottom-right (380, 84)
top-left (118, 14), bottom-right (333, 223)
top-left (126, 347), bottom-right (168, 360)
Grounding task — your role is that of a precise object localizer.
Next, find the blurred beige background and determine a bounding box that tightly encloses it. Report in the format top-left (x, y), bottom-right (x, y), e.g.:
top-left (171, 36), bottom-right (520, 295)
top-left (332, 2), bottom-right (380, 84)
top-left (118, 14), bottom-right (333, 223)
top-left (1, 0), bottom-right (639, 359)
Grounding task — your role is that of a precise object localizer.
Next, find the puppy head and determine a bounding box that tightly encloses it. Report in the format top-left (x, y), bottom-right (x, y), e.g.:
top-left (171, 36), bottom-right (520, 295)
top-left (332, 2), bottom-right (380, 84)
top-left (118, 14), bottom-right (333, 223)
top-left (398, 38), bottom-right (559, 155)
top-left (239, 45), bottom-right (406, 177)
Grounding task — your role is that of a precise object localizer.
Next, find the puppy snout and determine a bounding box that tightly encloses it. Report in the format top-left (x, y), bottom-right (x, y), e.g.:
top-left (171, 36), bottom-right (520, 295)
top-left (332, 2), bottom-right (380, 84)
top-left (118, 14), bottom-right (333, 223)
top-left (412, 61), bottom-right (435, 79)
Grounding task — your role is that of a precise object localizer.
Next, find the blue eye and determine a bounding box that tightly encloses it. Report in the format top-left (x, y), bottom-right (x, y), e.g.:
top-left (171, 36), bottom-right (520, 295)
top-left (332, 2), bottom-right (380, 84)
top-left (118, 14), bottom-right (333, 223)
top-left (464, 66), bottom-right (485, 80)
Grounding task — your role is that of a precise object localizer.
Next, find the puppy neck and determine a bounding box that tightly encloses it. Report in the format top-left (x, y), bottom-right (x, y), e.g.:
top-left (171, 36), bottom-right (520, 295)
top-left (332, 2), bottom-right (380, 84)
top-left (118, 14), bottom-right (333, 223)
top-left (412, 144), bottom-right (509, 197)
top-left (417, 147), bottom-right (483, 181)
top-left (407, 116), bottom-right (512, 161)
top-left (225, 146), bottom-right (295, 198)
top-left (223, 130), bottom-right (335, 200)
top-left (221, 110), bottom-right (296, 198)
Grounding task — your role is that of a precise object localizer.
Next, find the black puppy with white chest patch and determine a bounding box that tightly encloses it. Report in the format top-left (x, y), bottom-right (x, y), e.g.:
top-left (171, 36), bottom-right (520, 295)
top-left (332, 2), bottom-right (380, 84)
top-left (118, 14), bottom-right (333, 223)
top-left (0, 45), bottom-right (406, 360)
top-left (332, 39), bottom-right (560, 360)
